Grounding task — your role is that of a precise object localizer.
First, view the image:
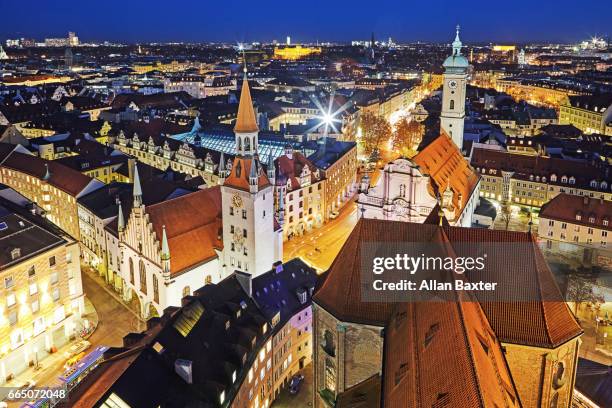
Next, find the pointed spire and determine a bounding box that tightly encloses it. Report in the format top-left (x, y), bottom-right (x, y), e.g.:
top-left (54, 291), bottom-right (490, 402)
top-left (234, 74), bottom-right (259, 134)
top-left (278, 187), bottom-right (285, 225)
top-left (161, 225), bottom-right (170, 261)
top-left (133, 163), bottom-right (143, 207)
top-left (249, 158), bottom-right (258, 185)
top-left (453, 25), bottom-right (463, 56)
top-left (191, 115), bottom-right (202, 133)
top-left (43, 163), bottom-right (51, 181)
top-left (267, 154), bottom-right (275, 181)
top-left (219, 152), bottom-right (226, 174)
top-left (117, 200), bottom-right (125, 232)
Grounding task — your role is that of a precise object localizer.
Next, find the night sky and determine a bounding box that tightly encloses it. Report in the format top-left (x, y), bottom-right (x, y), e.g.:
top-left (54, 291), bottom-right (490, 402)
top-left (0, 0), bottom-right (609, 44)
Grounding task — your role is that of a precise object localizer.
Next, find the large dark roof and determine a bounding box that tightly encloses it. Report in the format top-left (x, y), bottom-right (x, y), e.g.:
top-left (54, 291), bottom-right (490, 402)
top-left (0, 198), bottom-right (66, 270)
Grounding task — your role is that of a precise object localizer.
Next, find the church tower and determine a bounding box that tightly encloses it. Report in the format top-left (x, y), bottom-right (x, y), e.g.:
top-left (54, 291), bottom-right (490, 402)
top-left (220, 73), bottom-right (280, 277)
top-left (440, 25), bottom-right (469, 150)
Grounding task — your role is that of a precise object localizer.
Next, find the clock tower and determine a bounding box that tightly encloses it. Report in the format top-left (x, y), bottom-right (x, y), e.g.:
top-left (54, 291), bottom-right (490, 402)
top-left (220, 73), bottom-right (281, 278)
top-left (440, 25), bottom-right (469, 151)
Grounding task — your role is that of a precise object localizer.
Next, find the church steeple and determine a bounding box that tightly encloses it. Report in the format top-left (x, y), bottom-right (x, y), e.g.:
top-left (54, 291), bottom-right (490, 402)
top-left (161, 224), bottom-right (171, 275)
top-left (117, 199), bottom-right (125, 232)
top-left (452, 25), bottom-right (463, 56)
top-left (133, 163), bottom-right (143, 207)
top-left (234, 70), bottom-right (259, 157)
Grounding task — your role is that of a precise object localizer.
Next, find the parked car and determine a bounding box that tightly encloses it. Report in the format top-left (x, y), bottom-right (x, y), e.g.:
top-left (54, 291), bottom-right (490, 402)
top-left (289, 374), bottom-right (305, 394)
top-left (64, 351), bottom-right (86, 369)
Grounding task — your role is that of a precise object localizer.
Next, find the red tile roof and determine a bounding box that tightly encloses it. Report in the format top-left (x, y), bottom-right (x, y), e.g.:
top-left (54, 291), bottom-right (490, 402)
top-left (145, 186), bottom-right (223, 275)
top-left (471, 148), bottom-right (608, 191)
top-left (539, 193), bottom-right (611, 231)
top-left (314, 218), bottom-right (582, 348)
top-left (223, 157), bottom-right (270, 192)
top-left (383, 299), bottom-right (520, 408)
top-left (2, 151), bottom-right (96, 196)
top-left (413, 132), bottom-right (480, 221)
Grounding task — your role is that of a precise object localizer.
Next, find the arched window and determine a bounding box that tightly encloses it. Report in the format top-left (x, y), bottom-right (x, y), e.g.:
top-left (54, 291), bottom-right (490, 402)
top-left (129, 258), bottom-right (135, 284)
top-left (325, 358), bottom-right (336, 393)
top-left (205, 275), bottom-right (212, 285)
top-left (152, 275), bottom-right (159, 303)
top-left (237, 137), bottom-right (242, 151)
top-left (322, 330), bottom-right (336, 356)
top-left (449, 100), bottom-right (455, 110)
top-left (244, 137), bottom-right (251, 152)
top-left (182, 286), bottom-right (191, 298)
top-left (139, 260), bottom-right (147, 294)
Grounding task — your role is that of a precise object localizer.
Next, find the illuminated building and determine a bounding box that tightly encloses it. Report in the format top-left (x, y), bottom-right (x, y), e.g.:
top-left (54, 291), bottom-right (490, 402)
top-left (163, 75), bottom-right (236, 99)
top-left (0, 46), bottom-right (8, 60)
top-left (440, 26), bottom-right (469, 149)
top-left (274, 147), bottom-right (326, 240)
top-left (0, 199), bottom-right (84, 384)
top-left (559, 95), bottom-right (612, 134)
top-left (0, 74), bottom-right (72, 87)
top-left (491, 44), bottom-right (517, 63)
top-left (273, 44), bottom-right (321, 60)
top-left (0, 147), bottom-right (104, 240)
top-left (358, 132), bottom-right (480, 227)
top-left (471, 148), bottom-right (612, 207)
top-left (67, 258), bottom-right (317, 408)
top-left (539, 194), bottom-right (610, 250)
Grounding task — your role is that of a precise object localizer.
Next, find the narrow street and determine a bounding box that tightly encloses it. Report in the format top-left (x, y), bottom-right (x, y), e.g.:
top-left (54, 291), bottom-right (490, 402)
top-left (283, 199), bottom-right (359, 272)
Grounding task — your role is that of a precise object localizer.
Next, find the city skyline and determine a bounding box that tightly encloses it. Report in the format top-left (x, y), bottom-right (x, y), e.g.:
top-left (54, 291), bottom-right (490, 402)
top-left (0, 0), bottom-right (610, 44)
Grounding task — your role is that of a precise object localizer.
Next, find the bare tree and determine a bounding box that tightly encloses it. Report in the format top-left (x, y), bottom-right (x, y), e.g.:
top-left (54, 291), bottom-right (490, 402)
top-left (566, 275), bottom-right (604, 315)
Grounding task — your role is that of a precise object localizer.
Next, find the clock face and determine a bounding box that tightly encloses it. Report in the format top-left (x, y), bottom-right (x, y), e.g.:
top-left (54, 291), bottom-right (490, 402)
top-left (448, 80), bottom-right (458, 89)
top-left (232, 194), bottom-right (243, 208)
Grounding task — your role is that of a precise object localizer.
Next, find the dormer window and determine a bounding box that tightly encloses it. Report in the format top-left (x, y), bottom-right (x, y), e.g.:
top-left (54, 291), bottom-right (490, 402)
top-left (10, 248), bottom-right (20, 260)
top-left (589, 216), bottom-right (595, 223)
top-left (550, 174), bottom-right (557, 182)
top-left (576, 213), bottom-right (582, 221)
top-left (262, 323), bottom-right (268, 334)
top-left (590, 180), bottom-right (598, 188)
top-left (561, 176), bottom-right (568, 184)
top-left (569, 177), bottom-right (575, 185)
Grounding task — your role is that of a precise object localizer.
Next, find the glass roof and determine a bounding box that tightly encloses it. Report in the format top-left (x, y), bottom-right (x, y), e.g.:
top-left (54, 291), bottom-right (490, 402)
top-left (172, 129), bottom-right (289, 163)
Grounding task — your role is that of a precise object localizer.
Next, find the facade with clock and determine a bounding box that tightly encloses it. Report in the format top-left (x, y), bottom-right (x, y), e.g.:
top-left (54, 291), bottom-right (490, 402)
top-left (109, 75), bottom-right (283, 320)
top-left (440, 25), bottom-right (469, 151)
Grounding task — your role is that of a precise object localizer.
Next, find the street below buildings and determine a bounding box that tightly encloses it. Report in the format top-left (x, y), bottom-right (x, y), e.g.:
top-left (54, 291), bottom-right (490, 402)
top-left (271, 364), bottom-right (313, 408)
top-left (1, 270), bottom-right (144, 407)
top-left (283, 199), bottom-right (359, 272)
top-left (81, 270), bottom-right (146, 347)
